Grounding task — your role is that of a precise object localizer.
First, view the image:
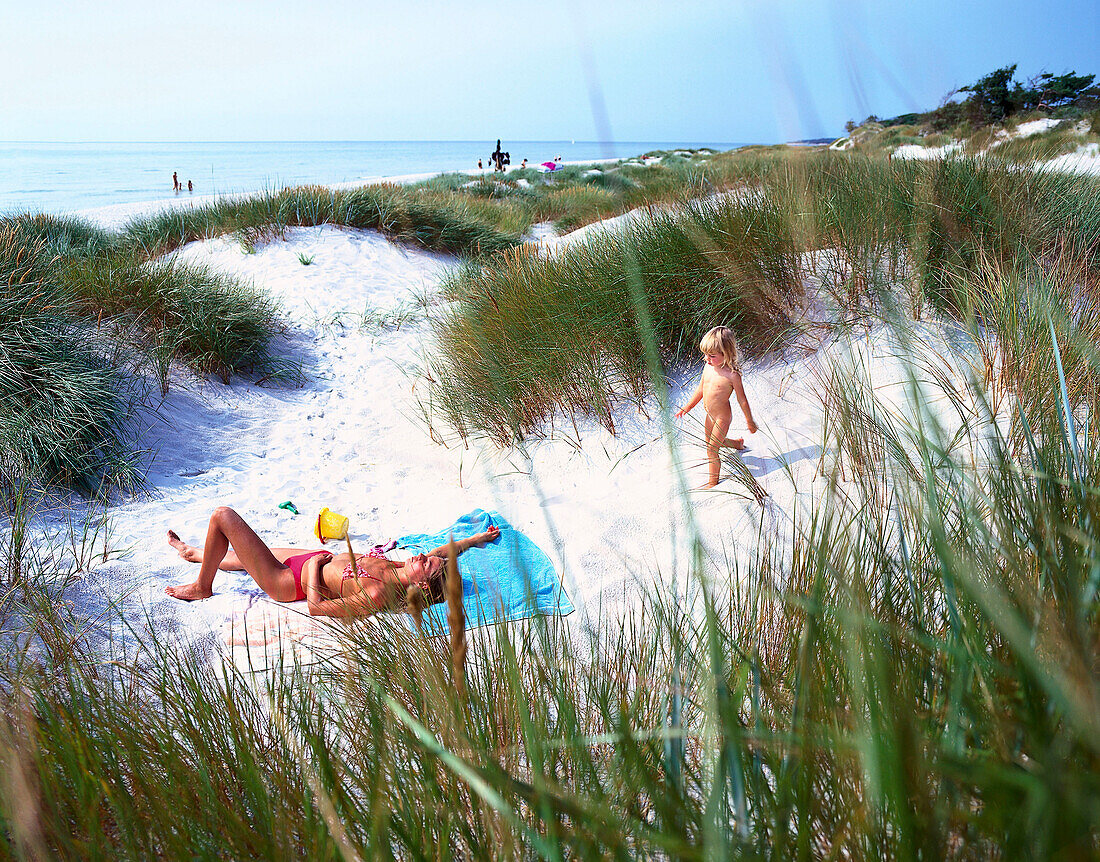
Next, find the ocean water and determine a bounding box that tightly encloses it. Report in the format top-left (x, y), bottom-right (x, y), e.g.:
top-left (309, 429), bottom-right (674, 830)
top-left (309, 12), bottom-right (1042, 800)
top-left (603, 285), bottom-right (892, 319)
top-left (0, 140), bottom-right (742, 216)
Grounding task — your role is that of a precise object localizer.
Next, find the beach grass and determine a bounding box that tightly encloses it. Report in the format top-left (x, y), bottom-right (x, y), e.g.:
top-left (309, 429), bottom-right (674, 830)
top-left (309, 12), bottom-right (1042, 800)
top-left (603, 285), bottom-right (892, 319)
top-left (989, 122), bottom-right (1096, 162)
top-left (428, 189), bottom-right (802, 444)
top-left (59, 250), bottom-right (283, 388)
top-left (2, 316), bottom-right (1098, 856)
top-left (0, 224), bottom-right (141, 494)
top-left (119, 183), bottom-right (525, 259)
top-left (428, 152), bottom-right (1100, 445)
top-left (0, 213), bottom-right (285, 491)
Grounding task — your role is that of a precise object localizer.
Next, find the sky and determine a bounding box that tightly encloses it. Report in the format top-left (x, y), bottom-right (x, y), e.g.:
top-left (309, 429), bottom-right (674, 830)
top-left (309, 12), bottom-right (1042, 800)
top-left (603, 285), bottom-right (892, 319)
top-left (2, 0), bottom-right (1097, 144)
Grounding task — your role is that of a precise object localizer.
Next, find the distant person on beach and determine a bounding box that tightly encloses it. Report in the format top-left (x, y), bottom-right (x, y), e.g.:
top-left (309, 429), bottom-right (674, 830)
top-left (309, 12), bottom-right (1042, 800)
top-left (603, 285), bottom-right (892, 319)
top-left (491, 139), bottom-right (505, 172)
top-left (478, 158), bottom-right (483, 169)
top-left (172, 171), bottom-right (179, 191)
top-left (164, 506), bottom-right (500, 617)
top-left (521, 158), bottom-right (527, 168)
top-left (187, 180), bottom-right (193, 193)
top-left (675, 326), bottom-right (758, 488)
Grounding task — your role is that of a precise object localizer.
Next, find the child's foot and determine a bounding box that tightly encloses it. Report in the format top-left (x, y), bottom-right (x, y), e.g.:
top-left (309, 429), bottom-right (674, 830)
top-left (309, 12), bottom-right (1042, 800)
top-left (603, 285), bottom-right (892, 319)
top-left (167, 530), bottom-right (202, 564)
top-left (720, 438), bottom-right (746, 450)
top-left (165, 582), bottom-right (213, 601)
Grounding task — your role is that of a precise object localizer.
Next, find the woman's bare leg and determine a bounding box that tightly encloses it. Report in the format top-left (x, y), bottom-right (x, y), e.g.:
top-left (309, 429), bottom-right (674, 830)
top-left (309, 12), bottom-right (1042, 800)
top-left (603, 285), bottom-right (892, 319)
top-left (168, 530), bottom-right (301, 572)
top-left (166, 507), bottom-right (301, 602)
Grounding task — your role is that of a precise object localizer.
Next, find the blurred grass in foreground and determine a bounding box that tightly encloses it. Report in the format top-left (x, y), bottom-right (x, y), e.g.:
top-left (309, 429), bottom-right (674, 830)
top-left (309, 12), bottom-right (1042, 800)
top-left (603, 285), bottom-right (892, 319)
top-left (2, 309), bottom-right (1098, 856)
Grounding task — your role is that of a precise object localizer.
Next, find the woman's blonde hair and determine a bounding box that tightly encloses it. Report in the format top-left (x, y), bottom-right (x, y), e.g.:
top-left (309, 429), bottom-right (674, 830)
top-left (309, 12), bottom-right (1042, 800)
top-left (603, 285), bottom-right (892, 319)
top-left (699, 326), bottom-right (739, 370)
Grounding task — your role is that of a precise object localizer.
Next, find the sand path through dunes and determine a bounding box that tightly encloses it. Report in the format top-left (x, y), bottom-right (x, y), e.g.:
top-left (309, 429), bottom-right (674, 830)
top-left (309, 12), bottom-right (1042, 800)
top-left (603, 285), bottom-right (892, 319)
top-left (44, 221), bottom-right (837, 657)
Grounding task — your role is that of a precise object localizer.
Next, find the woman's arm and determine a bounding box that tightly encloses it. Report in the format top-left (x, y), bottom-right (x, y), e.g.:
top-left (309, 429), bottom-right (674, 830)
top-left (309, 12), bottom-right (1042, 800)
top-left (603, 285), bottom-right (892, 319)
top-left (303, 553), bottom-right (388, 618)
top-left (308, 587), bottom-right (389, 618)
top-left (426, 525), bottom-right (500, 557)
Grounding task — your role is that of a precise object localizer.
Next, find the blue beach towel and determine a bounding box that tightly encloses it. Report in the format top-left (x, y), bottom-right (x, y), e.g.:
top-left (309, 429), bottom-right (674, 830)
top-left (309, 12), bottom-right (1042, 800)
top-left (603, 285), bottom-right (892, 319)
top-left (397, 509), bottom-right (573, 635)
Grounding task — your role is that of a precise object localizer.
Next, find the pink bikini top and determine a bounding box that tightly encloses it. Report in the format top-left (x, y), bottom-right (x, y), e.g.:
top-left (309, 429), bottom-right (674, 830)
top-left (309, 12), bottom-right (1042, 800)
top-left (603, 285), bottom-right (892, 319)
top-left (341, 540), bottom-right (398, 582)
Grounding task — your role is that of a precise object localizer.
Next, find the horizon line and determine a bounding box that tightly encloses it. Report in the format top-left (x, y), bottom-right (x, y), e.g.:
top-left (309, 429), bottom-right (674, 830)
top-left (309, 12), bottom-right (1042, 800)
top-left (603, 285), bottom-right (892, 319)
top-left (0, 138), bottom-right (752, 146)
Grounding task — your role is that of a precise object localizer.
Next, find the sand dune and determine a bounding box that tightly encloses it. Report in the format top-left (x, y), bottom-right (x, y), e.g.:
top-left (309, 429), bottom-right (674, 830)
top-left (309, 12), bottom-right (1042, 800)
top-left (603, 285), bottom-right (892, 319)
top-left (39, 204), bottom-right (976, 661)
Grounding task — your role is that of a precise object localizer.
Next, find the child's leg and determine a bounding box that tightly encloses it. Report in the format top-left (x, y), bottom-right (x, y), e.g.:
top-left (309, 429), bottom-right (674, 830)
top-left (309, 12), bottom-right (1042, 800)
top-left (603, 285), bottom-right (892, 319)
top-left (705, 413), bottom-right (732, 488)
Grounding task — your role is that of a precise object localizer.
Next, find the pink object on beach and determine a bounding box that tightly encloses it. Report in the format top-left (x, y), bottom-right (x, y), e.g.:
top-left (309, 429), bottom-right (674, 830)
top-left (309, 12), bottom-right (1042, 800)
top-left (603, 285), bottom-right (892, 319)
top-left (540, 161), bottom-right (561, 171)
top-left (369, 539), bottom-right (398, 558)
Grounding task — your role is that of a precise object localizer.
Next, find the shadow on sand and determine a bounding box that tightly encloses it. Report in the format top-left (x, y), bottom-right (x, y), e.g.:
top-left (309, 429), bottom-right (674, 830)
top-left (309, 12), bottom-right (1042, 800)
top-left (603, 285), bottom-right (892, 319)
top-left (739, 445), bottom-right (822, 478)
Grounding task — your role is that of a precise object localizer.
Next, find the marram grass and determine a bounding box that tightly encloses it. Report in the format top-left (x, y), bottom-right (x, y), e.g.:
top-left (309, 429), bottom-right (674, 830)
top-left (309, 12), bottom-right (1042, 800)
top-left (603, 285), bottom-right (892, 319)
top-left (2, 319), bottom-right (1098, 857)
top-left (0, 225), bottom-right (141, 494)
top-left (428, 152), bottom-right (1100, 446)
top-left (0, 214), bottom-right (285, 491)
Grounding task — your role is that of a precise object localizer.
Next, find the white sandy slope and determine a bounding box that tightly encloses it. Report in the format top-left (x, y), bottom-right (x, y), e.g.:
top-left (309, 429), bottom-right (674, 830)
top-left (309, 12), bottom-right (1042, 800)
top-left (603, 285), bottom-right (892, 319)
top-left (33, 201), bottom-right (975, 662)
top-left (891, 118), bottom-right (1100, 174)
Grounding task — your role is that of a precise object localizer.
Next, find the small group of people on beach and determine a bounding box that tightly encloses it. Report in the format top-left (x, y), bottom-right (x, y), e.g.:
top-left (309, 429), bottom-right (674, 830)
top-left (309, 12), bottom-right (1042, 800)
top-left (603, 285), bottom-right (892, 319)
top-left (171, 171), bottom-right (192, 194)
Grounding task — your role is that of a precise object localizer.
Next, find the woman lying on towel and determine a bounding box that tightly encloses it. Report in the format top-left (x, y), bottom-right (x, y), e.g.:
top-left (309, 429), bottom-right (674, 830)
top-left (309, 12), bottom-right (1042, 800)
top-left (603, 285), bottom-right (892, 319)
top-left (164, 506), bottom-right (499, 617)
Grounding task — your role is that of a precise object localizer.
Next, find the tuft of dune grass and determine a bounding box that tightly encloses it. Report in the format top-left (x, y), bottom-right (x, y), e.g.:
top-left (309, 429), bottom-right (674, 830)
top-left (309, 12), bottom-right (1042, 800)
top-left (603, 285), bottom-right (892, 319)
top-left (120, 183), bottom-right (525, 259)
top-left (428, 151), bottom-right (1100, 445)
top-left (60, 250), bottom-right (282, 387)
top-left (431, 193), bottom-right (802, 444)
top-left (0, 228), bottom-right (140, 494)
top-left (0, 212), bottom-right (284, 491)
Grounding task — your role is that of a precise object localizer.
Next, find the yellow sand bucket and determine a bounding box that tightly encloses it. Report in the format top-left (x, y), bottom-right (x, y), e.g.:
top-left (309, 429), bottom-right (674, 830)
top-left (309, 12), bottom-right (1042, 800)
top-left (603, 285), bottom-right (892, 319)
top-left (314, 507), bottom-right (349, 543)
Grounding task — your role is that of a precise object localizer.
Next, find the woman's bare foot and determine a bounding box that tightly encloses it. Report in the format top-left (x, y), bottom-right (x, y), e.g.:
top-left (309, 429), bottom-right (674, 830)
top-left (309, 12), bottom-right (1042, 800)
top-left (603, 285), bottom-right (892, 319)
top-left (168, 530), bottom-right (203, 563)
top-left (165, 582), bottom-right (213, 601)
top-left (720, 438), bottom-right (746, 450)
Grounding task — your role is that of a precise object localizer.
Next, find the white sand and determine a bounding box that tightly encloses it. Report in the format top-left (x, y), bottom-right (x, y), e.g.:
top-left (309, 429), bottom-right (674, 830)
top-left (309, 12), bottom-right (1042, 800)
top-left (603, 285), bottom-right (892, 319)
top-left (27, 192), bottom-right (983, 662)
top-left (891, 117), bottom-right (1100, 174)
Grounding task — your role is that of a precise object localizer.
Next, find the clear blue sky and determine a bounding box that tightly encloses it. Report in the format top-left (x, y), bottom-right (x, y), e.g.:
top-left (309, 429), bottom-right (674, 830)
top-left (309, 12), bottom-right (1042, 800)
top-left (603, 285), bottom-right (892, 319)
top-left (2, 0), bottom-right (1096, 143)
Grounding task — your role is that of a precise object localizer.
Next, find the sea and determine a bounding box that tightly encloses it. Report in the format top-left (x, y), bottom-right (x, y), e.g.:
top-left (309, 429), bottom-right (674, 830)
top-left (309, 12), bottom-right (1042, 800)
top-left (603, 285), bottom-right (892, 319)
top-left (0, 140), bottom-right (744, 216)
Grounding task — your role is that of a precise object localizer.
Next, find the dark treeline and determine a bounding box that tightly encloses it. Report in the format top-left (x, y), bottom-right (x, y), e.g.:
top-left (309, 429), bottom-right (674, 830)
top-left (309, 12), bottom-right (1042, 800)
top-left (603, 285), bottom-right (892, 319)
top-left (848, 63), bottom-right (1098, 133)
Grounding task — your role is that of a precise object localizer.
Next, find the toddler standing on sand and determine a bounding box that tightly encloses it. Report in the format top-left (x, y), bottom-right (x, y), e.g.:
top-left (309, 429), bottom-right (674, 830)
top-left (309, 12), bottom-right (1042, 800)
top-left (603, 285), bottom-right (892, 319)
top-left (675, 326), bottom-right (758, 488)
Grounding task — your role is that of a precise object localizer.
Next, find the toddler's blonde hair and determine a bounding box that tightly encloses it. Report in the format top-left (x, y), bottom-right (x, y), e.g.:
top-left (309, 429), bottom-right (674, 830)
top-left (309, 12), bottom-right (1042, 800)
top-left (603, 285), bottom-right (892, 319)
top-left (699, 326), bottom-right (739, 370)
